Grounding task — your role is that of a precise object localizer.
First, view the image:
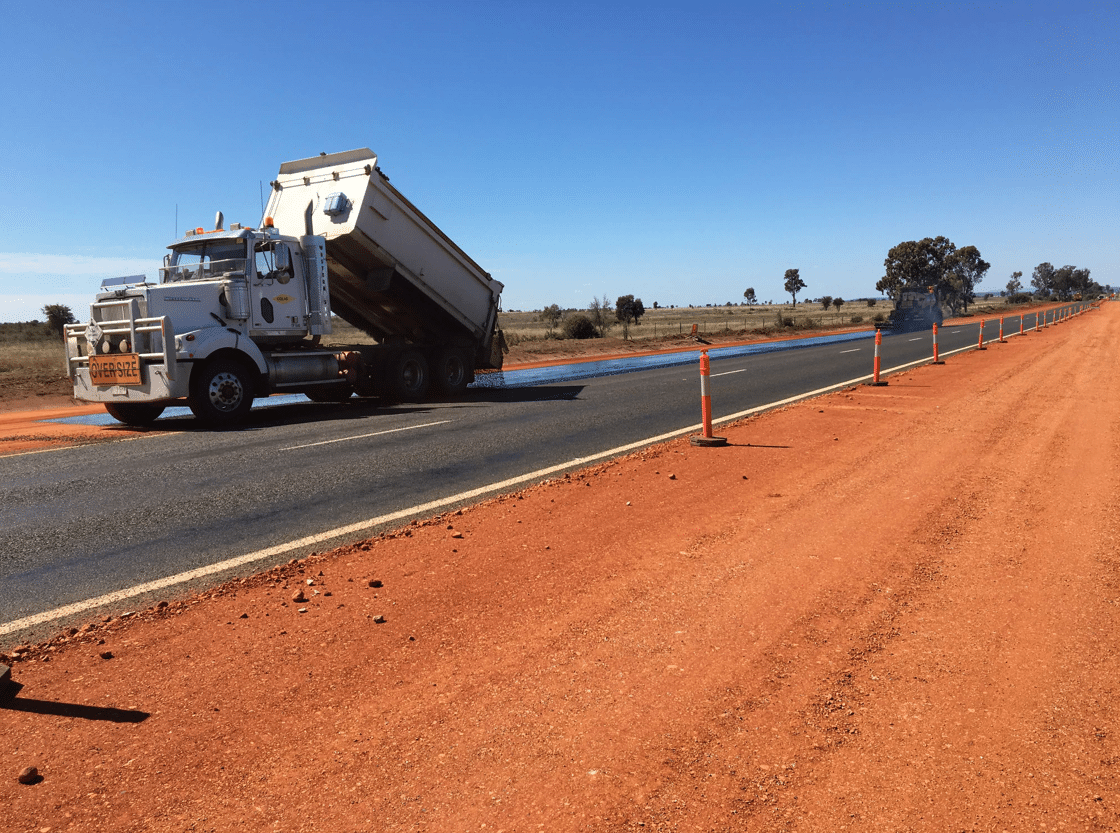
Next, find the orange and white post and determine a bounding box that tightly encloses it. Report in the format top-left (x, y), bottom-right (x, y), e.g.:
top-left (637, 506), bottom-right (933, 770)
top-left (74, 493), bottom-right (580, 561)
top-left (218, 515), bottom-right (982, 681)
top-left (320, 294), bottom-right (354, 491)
top-left (999, 316), bottom-right (1006, 343)
top-left (690, 350), bottom-right (727, 447)
top-left (867, 329), bottom-right (888, 386)
top-left (932, 322), bottom-right (944, 364)
top-left (1019, 315), bottom-right (1024, 336)
top-left (700, 351), bottom-right (713, 434)
top-left (978, 320), bottom-right (987, 350)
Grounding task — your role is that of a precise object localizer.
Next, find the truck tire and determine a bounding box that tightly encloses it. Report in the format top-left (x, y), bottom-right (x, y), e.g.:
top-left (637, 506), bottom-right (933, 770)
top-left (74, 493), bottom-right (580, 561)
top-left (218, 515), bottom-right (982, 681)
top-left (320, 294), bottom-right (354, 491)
top-left (104, 402), bottom-right (166, 426)
top-left (188, 358), bottom-right (255, 426)
top-left (431, 348), bottom-right (470, 397)
top-left (386, 349), bottom-right (430, 402)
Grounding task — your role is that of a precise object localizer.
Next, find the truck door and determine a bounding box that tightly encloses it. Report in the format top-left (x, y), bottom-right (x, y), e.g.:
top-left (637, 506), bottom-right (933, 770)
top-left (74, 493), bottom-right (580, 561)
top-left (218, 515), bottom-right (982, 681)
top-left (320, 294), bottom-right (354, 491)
top-left (252, 241), bottom-right (308, 335)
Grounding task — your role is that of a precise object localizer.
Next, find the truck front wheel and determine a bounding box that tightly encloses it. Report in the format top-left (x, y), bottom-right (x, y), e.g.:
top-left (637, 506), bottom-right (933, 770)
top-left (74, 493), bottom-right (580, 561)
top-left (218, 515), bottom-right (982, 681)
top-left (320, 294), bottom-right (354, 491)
top-left (189, 358), bottom-right (255, 426)
top-left (105, 402), bottom-right (166, 426)
top-left (387, 349), bottom-right (430, 402)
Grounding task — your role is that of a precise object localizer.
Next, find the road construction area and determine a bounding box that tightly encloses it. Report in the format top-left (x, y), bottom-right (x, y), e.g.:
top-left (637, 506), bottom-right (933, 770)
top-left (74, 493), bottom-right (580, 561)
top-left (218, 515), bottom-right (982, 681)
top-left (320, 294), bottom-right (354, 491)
top-left (3, 304), bottom-right (1119, 832)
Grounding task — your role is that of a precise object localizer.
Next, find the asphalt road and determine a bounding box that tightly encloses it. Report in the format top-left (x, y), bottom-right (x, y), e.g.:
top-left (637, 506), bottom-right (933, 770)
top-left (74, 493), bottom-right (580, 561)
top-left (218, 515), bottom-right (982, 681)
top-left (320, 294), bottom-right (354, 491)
top-left (0, 305), bottom-right (1087, 644)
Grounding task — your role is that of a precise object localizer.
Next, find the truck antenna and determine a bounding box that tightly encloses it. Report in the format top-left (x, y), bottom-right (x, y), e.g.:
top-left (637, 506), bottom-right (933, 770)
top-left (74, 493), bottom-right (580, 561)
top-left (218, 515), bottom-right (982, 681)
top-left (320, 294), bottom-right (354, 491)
top-left (260, 181), bottom-right (265, 217)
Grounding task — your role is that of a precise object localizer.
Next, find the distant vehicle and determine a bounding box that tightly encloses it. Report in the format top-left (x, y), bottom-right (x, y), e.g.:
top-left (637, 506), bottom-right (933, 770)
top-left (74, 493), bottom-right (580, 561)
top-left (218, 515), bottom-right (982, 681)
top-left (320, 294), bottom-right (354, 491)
top-left (884, 288), bottom-right (944, 332)
top-left (65, 150), bottom-right (504, 426)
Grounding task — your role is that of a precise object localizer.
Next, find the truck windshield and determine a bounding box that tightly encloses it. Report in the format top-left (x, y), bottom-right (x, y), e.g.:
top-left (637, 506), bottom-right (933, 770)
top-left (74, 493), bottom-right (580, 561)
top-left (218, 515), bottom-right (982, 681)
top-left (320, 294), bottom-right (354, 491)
top-left (163, 241), bottom-right (247, 283)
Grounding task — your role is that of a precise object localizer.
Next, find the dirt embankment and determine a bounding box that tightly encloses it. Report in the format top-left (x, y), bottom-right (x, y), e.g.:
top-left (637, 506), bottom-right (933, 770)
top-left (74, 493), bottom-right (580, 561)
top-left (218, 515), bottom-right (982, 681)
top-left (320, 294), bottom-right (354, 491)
top-left (3, 305), bottom-right (1118, 831)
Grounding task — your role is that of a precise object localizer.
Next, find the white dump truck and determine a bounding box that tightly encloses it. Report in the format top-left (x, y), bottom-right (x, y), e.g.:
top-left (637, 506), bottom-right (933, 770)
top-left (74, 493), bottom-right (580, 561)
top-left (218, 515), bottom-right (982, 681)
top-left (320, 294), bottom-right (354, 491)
top-left (65, 149), bottom-right (504, 426)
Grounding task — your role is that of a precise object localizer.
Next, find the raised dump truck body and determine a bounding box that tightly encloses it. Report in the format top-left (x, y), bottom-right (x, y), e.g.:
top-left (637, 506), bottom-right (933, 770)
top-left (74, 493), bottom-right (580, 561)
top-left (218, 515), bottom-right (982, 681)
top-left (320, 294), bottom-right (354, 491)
top-left (263, 149), bottom-right (501, 362)
top-left (65, 149), bottom-right (504, 426)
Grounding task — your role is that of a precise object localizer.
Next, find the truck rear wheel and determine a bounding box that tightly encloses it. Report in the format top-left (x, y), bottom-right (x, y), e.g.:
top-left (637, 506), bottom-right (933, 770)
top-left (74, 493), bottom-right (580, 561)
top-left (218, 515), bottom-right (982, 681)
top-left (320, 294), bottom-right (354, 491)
top-left (105, 402), bottom-right (166, 426)
top-left (189, 358), bottom-right (255, 426)
top-left (387, 349), bottom-right (430, 402)
top-left (431, 348), bottom-right (470, 397)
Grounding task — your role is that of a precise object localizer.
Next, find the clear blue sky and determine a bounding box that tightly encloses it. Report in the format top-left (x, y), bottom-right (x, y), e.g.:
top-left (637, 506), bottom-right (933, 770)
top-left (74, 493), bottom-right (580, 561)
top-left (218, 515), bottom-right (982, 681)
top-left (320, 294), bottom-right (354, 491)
top-left (1, 1), bottom-right (1116, 322)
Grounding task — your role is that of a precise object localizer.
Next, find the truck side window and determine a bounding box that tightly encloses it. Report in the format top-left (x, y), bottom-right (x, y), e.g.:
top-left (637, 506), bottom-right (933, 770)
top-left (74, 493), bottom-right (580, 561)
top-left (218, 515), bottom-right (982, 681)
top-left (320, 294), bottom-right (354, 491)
top-left (255, 243), bottom-right (292, 283)
top-left (255, 244), bottom-right (275, 280)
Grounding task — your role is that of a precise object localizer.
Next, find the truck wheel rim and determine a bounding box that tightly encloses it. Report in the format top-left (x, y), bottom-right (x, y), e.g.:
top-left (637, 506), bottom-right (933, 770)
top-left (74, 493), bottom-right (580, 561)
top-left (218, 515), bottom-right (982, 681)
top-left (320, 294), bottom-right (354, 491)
top-left (208, 372), bottom-right (244, 411)
top-left (444, 356), bottom-right (465, 386)
top-left (402, 361), bottom-right (423, 391)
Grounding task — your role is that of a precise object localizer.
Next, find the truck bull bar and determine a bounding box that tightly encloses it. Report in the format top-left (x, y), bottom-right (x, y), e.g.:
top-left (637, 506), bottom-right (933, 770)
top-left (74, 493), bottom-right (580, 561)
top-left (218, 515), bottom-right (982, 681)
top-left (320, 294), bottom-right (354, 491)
top-left (64, 311), bottom-right (176, 381)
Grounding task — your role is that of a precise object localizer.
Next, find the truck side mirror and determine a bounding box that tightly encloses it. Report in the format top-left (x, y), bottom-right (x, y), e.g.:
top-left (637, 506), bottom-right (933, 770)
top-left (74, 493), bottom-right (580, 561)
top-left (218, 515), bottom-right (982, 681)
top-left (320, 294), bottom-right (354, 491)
top-left (275, 245), bottom-right (292, 284)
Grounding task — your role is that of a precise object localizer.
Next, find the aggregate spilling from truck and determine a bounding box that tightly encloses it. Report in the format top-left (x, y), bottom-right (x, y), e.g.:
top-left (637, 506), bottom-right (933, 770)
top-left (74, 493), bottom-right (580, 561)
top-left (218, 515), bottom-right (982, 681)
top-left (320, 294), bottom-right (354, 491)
top-left (65, 149), bottom-right (504, 426)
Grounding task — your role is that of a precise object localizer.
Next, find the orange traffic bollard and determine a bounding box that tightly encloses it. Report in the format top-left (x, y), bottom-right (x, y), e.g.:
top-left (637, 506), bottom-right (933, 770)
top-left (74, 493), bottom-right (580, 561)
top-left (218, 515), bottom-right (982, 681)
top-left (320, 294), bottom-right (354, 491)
top-left (867, 329), bottom-right (888, 386)
top-left (690, 350), bottom-right (727, 447)
top-left (999, 316), bottom-right (1006, 343)
top-left (1019, 315), bottom-right (1024, 336)
top-left (932, 322), bottom-right (944, 364)
top-left (977, 320), bottom-right (987, 350)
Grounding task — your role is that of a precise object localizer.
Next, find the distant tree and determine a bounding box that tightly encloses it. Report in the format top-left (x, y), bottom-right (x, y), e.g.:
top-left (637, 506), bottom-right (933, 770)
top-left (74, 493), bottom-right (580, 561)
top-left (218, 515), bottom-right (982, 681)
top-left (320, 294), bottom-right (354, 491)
top-left (833, 297), bottom-right (845, 313)
top-left (1051, 264), bottom-right (1092, 300)
top-left (783, 269), bottom-right (806, 306)
top-left (615, 294), bottom-right (645, 339)
top-left (867, 298), bottom-right (877, 308)
top-left (878, 236), bottom-right (987, 315)
top-left (539, 304), bottom-right (562, 336)
top-left (877, 237), bottom-right (949, 302)
top-left (819, 295), bottom-right (833, 310)
top-left (42, 304), bottom-right (76, 340)
top-left (652, 301), bottom-right (659, 309)
top-left (588, 295), bottom-right (614, 338)
top-left (1031, 262), bottom-right (1056, 298)
top-left (945, 245), bottom-right (990, 313)
top-left (743, 287), bottom-right (757, 307)
top-left (1006, 271), bottom-right (1023, 296)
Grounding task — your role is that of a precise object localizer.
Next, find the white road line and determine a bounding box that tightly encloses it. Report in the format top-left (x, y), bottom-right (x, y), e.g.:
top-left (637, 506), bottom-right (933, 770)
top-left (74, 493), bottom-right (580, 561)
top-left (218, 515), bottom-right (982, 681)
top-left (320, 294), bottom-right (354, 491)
top-left (0, 337), bottom-right (986, 638)
top-left (711, 368), bottom-right (748, 378)
top-left (281, 420), bottom-right (451, 451)
top-left (0, 431), bottom-right (179, 461)
top-left (838, 348), bottom-right (861, 354)
top-left (908, 337), bottom-right (923, 341)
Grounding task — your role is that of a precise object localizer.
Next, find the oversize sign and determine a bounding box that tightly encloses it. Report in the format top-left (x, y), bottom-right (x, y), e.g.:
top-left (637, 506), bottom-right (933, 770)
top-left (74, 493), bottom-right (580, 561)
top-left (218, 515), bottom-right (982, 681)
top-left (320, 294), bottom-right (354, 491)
top-left (89, 354), bottom-right (142, 386)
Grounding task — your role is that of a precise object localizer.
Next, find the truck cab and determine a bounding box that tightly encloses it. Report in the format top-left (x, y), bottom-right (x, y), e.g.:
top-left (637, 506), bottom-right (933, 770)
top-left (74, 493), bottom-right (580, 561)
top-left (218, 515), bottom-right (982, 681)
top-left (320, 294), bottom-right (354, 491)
top-left (66, 149), bottom-right (502, 429)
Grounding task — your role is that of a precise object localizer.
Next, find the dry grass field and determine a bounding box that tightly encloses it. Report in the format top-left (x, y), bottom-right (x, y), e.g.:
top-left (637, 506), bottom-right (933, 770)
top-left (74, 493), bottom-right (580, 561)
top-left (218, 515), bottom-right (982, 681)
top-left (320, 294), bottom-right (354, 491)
top-left (0, 323), bottom-right (70, 402)
top-left (496, 294), bottom-right (1020, 346)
